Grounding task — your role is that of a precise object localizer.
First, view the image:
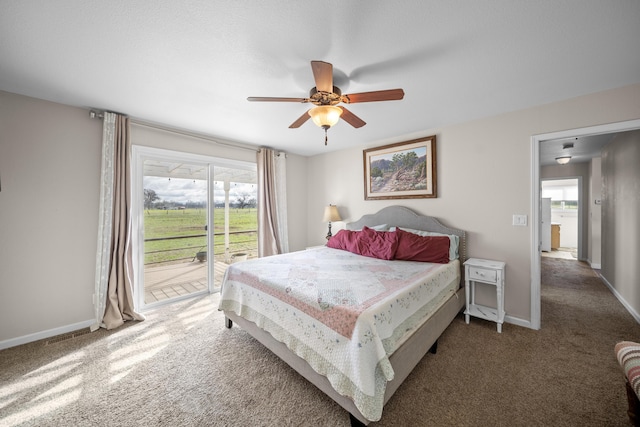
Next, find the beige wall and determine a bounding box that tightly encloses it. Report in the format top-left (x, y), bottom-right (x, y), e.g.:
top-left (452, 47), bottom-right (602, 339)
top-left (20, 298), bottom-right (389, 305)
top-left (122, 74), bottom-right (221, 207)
top-left (307, 83), bottom-right (640, 326)
top-left (588, 157), bottom-right (602, 268)
top-left (601, 130), bottom-right (640, 317)
top-left (0, 91), bottom-right (102, 344)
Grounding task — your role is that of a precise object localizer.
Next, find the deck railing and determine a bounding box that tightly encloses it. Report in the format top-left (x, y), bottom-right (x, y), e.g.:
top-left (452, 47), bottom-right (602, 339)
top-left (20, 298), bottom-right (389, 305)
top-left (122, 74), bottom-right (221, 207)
top-left (144, 230), bottom-right (257, 265)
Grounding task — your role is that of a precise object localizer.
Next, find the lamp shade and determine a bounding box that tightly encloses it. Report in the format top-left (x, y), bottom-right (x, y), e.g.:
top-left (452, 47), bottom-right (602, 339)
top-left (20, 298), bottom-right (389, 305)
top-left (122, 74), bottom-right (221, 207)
top-left (556, 156), bottom-right (571, 165)
top-left (308, 106), bottom-right (342, 129)
top-left (322, 205), bottom-right (342, 222)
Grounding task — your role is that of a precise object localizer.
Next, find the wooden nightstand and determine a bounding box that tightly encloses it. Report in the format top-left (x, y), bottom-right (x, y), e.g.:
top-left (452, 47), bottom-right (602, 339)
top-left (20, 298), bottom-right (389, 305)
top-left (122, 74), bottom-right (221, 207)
top-left (464, 258), bottom-right (506, 333)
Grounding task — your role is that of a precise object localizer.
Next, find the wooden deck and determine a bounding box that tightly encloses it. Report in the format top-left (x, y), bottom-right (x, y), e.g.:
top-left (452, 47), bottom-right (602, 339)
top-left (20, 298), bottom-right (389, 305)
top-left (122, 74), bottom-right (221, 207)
top-left (143, 260), bottom-right (229, 303)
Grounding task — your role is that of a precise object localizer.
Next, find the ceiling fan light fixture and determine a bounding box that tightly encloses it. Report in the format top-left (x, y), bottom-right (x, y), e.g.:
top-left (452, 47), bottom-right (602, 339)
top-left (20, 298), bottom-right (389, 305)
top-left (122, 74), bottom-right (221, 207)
top-left (556, 156), bottom-right (571, 165)
top-left (308, 105), bottom-right (342, 129)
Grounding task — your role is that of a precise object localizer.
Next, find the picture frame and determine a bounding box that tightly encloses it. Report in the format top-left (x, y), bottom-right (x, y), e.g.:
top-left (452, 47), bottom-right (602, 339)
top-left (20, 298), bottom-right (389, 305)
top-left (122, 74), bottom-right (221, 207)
top-left (363, 135), bottom-right (437, 200)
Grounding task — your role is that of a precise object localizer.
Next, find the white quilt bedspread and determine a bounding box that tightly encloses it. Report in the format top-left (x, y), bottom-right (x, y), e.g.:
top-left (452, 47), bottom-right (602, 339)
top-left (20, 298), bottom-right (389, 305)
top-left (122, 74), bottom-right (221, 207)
top-left (218, 246), bottom-right (460, 421)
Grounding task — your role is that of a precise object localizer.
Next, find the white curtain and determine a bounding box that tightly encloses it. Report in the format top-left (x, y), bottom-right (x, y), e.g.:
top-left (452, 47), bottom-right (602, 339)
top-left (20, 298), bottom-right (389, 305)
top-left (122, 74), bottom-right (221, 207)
top-left (274, 151), bottom-right (289, 253)
top-left (92, 113), bottom-right (115, 331)
top-left (92, 112), bottom-right (144, 331)
top-left (257, 148), bottom-right (289, 257)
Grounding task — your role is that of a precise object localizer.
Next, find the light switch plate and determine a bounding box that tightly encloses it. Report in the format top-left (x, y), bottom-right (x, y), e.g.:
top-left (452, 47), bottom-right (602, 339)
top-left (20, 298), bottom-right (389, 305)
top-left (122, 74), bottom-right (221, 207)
top-left (513, 214), bottom-right (528, 226)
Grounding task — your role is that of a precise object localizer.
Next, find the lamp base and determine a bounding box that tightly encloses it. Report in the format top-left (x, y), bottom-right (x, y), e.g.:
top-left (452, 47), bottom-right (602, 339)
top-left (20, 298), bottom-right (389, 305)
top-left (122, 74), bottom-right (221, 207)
top-left (325, 222), bottom-right (333, 240)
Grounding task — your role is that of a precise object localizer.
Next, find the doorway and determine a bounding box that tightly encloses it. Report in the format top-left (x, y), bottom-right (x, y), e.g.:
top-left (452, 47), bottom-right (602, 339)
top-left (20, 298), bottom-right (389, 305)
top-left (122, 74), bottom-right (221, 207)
top-left (530, 118), bottom-right (640, 330)
top-left (541, 179), bottom-right (580, 260)
top-left (132, 146), bottom-right (257, 310)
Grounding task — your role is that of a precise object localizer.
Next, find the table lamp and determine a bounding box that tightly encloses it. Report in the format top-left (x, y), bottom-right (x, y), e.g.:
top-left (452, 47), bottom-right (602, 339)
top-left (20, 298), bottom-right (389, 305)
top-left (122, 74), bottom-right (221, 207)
top-left (322, 204), bottom-right (341, 240)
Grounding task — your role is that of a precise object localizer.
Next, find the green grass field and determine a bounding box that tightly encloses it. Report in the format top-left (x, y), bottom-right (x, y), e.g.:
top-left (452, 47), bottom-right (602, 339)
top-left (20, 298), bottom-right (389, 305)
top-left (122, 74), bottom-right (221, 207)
top-left (144, 207), bottom-right (257, 265)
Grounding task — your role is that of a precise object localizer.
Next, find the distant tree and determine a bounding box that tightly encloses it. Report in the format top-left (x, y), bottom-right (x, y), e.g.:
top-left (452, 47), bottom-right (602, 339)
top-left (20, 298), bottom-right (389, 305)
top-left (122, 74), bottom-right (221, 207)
top-left (144, 189), bottom-right (159, 211)
top-left (235, 192), bottom-right (256, 209)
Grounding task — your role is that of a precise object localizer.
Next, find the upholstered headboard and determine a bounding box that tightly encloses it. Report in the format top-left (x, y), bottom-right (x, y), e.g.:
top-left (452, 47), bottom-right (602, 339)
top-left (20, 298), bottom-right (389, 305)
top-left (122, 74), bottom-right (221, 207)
top-left (346, 206), bottom-right (467, 264)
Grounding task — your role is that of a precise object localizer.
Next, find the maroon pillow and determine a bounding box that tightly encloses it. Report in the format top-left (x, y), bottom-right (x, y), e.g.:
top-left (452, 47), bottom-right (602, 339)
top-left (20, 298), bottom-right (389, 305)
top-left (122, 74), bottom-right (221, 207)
top-left (327, 229), bottom-right (360, 252)
top-left (327, 227), bottom-right (399, 260)
top-left (356, 226), bottom-right (399, 260)
top-left (394, 228), bottom-right (450, 263)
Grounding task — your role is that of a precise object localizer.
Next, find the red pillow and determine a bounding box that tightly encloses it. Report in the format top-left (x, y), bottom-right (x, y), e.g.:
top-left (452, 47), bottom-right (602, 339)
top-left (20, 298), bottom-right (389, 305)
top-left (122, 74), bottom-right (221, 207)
top-left (394, 228), bottom-right (450, 263)
top-left (327, 227), bottom-right (399, 260)
top-left (356, 226), bottom-right (399, 260)
top-left (327, 229), bottom-right (360, 252)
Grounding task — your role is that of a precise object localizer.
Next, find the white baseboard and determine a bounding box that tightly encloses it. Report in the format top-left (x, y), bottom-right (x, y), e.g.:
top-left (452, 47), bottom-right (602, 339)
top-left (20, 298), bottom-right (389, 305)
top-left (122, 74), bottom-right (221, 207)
top-left (589, 261), bottom-right (602, 269)
top-left (600, 275), bottom-right (640, 324)
top-left (0, 319), bottom-right (95, 350)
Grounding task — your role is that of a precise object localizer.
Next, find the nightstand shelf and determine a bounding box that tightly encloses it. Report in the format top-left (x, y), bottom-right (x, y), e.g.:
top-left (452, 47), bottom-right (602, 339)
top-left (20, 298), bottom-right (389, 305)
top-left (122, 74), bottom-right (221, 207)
top-left (464, 258), bottom-right (506, 333)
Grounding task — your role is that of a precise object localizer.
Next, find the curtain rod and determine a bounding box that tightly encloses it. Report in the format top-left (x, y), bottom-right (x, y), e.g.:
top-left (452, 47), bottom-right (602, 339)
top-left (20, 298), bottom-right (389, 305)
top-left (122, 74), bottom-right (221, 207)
top-left (89, 109), bottom-right (286, 155)
top-left (130, 119), bottom-right (260, 153)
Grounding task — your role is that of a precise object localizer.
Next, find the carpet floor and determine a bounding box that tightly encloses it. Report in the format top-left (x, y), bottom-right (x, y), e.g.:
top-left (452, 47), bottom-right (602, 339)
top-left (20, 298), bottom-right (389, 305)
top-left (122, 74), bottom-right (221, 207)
top-left (1, 258), bottom-right (638, 426)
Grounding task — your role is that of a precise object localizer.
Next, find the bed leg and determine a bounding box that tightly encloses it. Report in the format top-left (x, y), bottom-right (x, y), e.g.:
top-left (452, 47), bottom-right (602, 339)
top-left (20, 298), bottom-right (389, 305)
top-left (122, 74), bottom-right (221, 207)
top-left (349, 413), bottom-right (367, 427)
top-left (429, 340), bottom-right (438, 354)
top-left (225, 316), bottom-right (232, 329)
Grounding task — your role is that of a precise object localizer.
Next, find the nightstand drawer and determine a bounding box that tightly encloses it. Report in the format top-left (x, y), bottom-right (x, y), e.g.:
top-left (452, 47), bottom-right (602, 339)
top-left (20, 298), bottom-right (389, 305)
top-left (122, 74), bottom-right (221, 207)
top-left (468, 266), bottom-right (497, 283)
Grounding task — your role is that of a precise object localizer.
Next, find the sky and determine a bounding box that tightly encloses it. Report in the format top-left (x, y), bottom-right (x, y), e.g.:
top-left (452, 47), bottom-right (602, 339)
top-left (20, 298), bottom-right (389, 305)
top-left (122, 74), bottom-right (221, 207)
top-left (143, 176), bottom-right (256, 205)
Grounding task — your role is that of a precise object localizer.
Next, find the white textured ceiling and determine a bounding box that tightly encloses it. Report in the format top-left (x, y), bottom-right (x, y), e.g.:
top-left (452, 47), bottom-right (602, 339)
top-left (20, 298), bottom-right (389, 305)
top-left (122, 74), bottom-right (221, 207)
top-left (1, 1), bottom-right (639, 157)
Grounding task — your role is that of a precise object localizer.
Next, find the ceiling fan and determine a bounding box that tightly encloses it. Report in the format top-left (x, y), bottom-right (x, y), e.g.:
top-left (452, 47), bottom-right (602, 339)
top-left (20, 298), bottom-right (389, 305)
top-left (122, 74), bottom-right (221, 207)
top-left (247, 60), bottom-right (405, 145)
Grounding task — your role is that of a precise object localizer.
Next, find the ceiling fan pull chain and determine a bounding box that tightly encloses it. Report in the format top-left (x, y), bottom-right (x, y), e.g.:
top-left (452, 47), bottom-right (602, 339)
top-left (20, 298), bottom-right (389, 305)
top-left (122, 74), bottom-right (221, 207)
top-left (324, 128), bottom-right (328, 145)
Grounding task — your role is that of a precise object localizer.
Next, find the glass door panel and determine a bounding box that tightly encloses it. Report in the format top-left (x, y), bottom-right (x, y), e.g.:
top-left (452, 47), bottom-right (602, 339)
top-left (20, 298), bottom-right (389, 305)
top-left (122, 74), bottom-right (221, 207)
top-left (212, 166), bottom-right (258, 290)
top-left (142, 160), bottom-right (209, 305)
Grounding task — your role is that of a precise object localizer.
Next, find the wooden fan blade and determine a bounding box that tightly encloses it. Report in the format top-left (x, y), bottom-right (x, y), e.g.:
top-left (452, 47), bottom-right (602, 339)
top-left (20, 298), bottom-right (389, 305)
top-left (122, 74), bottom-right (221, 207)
top-left (247, 96), bottom-right (309, 103)
top-left (338, 106), bottom-right (366, 128)
top-left (341, 88), bottom-right (404, 104)
top-left (289, 111), bottom-right (311, 128)
top-left (311, 61), bottom-right (333, 93)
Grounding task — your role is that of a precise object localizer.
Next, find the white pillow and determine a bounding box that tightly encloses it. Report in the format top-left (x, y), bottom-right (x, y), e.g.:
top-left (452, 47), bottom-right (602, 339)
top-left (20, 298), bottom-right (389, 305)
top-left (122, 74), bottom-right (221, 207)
top-left (349, 224), bottom-right (389, 231)
top-left (390, 226), bottom-right (459, 261)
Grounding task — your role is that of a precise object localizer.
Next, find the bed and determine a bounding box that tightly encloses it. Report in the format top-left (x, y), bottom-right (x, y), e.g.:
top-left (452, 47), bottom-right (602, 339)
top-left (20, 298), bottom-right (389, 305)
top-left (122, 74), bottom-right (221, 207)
top-left (218, 206), bottom-right (466, 425)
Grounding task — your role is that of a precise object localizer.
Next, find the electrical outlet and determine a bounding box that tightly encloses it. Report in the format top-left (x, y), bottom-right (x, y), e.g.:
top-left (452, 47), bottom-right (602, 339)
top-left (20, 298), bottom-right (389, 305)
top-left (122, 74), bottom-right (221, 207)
top-left (512, 214), bottom-right (528, 226)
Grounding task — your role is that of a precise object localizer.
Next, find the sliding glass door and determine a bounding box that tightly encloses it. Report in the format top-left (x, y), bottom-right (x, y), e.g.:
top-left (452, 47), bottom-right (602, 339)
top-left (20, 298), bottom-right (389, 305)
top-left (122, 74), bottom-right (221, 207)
top-left (132, 146), bottom-right (257, 309)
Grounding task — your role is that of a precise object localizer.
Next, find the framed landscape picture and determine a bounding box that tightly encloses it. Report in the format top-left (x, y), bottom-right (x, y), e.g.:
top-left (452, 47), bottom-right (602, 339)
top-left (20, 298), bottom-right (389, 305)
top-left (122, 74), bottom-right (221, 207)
top-left (363, 135), bottom-right (437, 200)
